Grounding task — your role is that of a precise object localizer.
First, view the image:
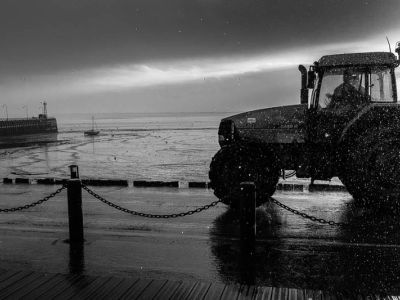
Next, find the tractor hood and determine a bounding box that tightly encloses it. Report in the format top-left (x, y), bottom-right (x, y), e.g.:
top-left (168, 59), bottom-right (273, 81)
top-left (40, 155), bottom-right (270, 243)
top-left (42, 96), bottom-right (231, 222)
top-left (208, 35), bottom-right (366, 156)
top-left (222, 104), bottom-right (307, 144)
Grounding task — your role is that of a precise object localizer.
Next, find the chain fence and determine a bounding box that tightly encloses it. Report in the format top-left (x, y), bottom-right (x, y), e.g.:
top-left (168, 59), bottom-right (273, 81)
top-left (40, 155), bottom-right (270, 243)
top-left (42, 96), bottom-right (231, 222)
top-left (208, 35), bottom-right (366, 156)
top-left (0, 178), bottom-right (347, 227)
top-left (269, 196), bottom-right (348, 227)
top-left (82, 183), bottom-right (345, 226)
top-left (82, 184), bottom-right (222, 218)
top-left (0, 184), bottom-right (67, 213)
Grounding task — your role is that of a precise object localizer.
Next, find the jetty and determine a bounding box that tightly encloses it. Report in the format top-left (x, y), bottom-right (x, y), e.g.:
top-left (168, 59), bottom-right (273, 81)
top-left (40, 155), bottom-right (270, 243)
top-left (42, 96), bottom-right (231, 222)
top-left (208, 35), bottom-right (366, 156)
top-left (0, 102), bottom-right (57, 136)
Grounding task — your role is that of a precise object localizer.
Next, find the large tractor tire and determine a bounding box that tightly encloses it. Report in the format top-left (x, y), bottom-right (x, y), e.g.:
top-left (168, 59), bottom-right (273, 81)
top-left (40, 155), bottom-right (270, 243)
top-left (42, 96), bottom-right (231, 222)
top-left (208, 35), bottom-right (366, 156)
top-left (209, 144), bottom-right (279, 207)
top-left (340, 128), bottom-right (400, 209)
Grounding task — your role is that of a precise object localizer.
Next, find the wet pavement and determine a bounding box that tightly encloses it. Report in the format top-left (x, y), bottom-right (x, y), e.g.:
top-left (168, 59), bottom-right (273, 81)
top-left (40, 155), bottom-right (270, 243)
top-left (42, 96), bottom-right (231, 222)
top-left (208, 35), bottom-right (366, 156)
top-left (0, 184), bottom-right (399, 295)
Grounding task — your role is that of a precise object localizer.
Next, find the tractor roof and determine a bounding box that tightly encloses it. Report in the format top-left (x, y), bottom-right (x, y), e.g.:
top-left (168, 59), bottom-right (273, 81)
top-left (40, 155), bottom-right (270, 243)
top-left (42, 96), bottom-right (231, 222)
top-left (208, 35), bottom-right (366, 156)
top-left (318, 52), bottom-right (397, 68)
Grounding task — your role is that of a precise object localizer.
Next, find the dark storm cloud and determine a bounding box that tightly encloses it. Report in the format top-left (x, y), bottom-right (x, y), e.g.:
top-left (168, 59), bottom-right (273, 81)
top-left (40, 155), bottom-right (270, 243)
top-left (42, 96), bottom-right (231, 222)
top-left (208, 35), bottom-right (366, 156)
top-left (0, 0), bottom-right (399, 76)
top-left (0, 0), bottom-right (399, 113)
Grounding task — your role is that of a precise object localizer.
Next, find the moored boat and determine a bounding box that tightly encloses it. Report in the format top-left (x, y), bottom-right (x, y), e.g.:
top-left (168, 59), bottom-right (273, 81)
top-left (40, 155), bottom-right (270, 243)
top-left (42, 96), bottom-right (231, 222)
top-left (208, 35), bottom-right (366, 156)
top-left (84, 116), bottom-right (99, 136)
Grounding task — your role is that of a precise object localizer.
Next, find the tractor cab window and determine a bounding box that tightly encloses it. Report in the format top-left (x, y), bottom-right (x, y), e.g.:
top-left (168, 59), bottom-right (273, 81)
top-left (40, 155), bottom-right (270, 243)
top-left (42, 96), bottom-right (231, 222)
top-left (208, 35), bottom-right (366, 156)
top-left (369, 67), bottom-right (394, 102)
top-left (317, 68), bottom-right (368, 110)
top-left (316, 67), bottom-right (395, 110)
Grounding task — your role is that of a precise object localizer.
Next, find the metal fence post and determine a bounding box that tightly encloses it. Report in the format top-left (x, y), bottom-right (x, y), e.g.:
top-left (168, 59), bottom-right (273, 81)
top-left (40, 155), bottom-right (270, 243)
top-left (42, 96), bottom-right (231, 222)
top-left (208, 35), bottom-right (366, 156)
top-left (67, 165), bottom-right (84, 244)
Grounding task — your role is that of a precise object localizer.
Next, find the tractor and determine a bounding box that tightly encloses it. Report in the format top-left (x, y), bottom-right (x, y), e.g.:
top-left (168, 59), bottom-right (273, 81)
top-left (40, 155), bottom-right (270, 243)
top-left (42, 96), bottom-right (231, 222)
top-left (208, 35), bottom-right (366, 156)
top-left (209, 44), bottom-right (400, 208)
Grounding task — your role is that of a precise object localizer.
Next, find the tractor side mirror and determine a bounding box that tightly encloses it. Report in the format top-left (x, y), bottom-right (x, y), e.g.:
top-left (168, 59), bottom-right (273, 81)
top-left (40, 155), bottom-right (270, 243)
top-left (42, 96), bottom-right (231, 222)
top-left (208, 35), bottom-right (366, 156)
top-left (307, 70), bottom-right (316, 89)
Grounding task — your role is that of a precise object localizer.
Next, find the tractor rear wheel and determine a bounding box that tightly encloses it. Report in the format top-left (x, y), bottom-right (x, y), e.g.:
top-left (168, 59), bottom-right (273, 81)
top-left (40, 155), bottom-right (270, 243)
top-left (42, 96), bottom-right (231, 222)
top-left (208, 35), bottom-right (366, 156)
top-left (340, 129), bottom-right (400, 209)
top-left (209, 144), bottom-right (279, 207)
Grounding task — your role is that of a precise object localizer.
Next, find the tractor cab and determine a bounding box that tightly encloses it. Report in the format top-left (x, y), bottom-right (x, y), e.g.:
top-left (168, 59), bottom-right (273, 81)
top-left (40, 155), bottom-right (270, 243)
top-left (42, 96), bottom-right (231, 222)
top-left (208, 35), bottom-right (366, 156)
top-left (299, 51), bottom-right (399, 180)
top-left (301, 52), bottom-right (399, 144)
top-left (311, 52), bottom-right (398, 112)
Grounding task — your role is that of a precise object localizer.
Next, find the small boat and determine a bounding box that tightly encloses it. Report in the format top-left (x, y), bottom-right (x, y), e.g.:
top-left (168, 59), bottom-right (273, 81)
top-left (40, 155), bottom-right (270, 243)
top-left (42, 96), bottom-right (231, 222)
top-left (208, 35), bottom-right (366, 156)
top-left (84, 116), bottom-right (99, 136)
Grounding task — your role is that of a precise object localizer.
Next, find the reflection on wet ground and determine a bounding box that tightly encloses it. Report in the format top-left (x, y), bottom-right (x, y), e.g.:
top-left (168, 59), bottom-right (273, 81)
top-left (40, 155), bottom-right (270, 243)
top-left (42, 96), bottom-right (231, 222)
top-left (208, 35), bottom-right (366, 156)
top-left (69, 242), bottom-right (85, 275)
top-left (209, 198), bottom-right (400, 295)
top-left (0, 133), bottom-right (59, 149)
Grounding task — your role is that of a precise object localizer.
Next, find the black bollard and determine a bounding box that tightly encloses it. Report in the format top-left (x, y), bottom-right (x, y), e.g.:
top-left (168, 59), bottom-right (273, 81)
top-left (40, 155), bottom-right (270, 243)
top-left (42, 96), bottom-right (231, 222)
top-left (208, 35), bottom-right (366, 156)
top-left (67, 165), bottom-right (84, 244)
top-left (66, 165), bottom-right (85, 275)
top-left (67, 179), bottom-right (84, 243)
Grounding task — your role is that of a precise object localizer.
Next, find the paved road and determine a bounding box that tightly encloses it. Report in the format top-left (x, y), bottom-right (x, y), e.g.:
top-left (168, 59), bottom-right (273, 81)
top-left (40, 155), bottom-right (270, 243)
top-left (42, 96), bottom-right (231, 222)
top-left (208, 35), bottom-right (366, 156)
top-left (0, 184), bottom-right (399, 295)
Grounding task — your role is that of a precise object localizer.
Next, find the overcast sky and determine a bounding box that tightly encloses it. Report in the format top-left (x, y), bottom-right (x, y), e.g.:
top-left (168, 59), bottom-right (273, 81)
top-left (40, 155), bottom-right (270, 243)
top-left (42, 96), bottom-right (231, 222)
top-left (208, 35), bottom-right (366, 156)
top-left (1, 0), bottom-right (400, 115)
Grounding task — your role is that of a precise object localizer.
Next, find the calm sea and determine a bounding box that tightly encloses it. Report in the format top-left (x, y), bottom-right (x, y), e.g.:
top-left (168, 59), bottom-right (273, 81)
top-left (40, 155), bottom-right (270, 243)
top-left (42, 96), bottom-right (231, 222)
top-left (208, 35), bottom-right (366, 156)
top-left (0, 112), bottom-right (233, 181)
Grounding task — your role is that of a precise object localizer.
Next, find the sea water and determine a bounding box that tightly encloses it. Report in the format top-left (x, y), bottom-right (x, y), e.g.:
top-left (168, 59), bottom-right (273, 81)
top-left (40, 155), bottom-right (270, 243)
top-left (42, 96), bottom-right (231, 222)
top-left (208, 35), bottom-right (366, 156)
top-left (0, 112), bottom-right (232, 181)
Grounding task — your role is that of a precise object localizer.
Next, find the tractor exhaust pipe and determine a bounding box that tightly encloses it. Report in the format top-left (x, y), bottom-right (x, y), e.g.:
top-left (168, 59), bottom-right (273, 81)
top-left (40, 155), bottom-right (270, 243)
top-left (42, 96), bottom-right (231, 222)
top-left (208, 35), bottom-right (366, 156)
top-left (298, 65), bottom-right (308, 105)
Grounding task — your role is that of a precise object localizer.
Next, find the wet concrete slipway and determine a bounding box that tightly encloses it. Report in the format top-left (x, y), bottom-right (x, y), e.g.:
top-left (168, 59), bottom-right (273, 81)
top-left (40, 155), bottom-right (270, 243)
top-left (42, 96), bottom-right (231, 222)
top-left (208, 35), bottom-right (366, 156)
top-left (1, 183), bottom-right (400, 297)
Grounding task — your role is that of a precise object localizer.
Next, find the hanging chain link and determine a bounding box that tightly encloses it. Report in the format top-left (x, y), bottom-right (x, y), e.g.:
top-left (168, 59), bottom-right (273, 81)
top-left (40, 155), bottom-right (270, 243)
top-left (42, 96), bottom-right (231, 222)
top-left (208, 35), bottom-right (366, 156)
top-left (82, 183), bottom-right (346, 224)
top-left (0, 184), bottom-right (67, 213)
top-left (269, 197), bottom-right (348, 227)
top-left (0, 177), bottom-right (351, 226)
top-left (82, 184), bottom-right (222, 218)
